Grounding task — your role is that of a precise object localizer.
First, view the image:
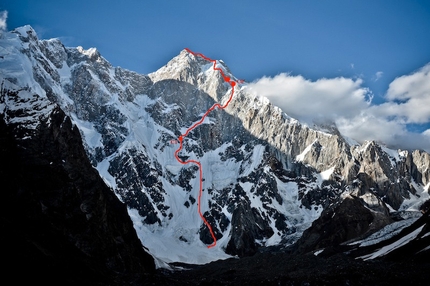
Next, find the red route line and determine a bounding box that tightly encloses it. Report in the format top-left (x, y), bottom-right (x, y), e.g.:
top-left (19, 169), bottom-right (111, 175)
top-left (173, 48), bottom-right (238, 248)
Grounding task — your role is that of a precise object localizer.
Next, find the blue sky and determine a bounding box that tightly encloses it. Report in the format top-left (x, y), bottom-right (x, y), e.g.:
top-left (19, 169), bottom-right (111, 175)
top-left (1, 0), bottom-right (430, 151)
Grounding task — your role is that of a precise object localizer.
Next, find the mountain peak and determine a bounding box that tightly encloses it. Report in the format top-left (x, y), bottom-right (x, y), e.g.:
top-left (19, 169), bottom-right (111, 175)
top-left (149, 49), bottom-right (234, 87)
top-left (11, 25), bottom-right (38, 43)
top-left (76, 46), bottom-right (101, 60)
top-left (148, 49), bottom-right (205, 84)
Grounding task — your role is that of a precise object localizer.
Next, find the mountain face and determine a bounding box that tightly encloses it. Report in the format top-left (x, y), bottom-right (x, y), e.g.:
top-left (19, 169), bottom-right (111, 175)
top-left (0, 27), bottom-right (155, 284)
top-left (1, 25), bottom-right (429, 269)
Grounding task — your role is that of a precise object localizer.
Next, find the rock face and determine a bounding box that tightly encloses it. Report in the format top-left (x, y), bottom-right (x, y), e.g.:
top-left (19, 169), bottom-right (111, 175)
top-left (1, 25), bottom-right (429, 264)
top-left (295, 196), bottom-right (385, 254)
top-left (0, 71), bottom-right (154, 283)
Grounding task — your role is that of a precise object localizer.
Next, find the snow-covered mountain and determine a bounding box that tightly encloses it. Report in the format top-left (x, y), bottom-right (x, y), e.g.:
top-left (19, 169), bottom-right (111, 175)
top-left (1, 25), bottom-right (429, 267)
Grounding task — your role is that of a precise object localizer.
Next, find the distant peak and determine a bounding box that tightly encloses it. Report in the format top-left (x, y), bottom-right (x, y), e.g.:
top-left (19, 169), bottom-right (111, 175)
top-left (76, 46), bottom-right (101, 60)
top-left (12, 25), bottom-right (38, 41)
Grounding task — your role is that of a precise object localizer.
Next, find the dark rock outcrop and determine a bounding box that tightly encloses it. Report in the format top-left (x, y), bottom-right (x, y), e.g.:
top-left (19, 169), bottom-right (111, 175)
top-left (226, 202), bottom-right (274, 256)
top-left (295, 196), bottom-right (375, 254)
top-left (0, 93), bottom-right (155, 284)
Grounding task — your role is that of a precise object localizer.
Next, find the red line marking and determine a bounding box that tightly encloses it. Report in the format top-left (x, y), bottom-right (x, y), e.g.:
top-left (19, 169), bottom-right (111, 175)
top-left (174, 48), bottom-right (238, 248)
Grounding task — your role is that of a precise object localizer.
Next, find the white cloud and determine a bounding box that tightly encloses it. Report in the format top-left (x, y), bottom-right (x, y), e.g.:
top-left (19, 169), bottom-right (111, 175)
top-left (386, 64), bottom-right (430, 101)
top-left (336, 114), bottom-right (430, 151)
top-left (0, 10), bottom-right (7, 31)
top-left (248, 66), bottom-right (430, 153)
top-left (377, 64), bottom-right (430, 124)
top-left (373, 71), bottom-right (383, 81)
top-left (248, 73), bottom-right (371, 124)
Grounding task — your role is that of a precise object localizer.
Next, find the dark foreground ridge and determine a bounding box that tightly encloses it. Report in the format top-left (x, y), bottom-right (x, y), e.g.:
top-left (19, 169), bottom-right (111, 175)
top-left (155, 200), bottom-right (430, 285)
top-left (0, 97), bottom-right (155, 285)
top-left (155, 250), bottom-right (429, 285)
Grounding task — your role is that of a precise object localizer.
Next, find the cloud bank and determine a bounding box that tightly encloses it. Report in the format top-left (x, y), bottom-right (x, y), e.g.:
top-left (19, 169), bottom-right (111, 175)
top-left (248, 64), bottom-right (430, 152)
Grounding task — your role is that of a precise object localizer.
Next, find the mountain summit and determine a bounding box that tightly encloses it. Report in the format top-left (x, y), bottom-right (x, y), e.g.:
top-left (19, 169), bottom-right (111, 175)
top-left (1, 26), bottom-right (429, 272)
